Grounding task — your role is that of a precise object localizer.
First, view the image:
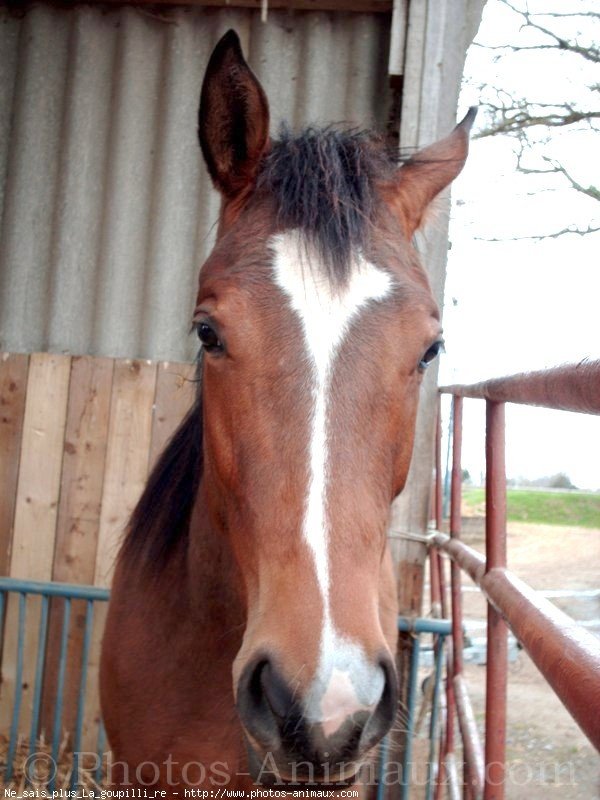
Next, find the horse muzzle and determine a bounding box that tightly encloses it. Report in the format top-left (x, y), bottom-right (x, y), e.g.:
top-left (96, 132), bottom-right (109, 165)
top-left (236, 653), bottom-right (398, 783)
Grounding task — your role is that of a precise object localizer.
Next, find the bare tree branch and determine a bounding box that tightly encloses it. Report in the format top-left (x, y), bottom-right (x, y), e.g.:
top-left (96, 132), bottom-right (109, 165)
top-left (473, 41), bottom-right (597, 59)
top-left (472, 1), bottom-right (600, 240)
top-left (475, 224), bottom-right (600, 241)
top-left (538, 159), bottom-right (600, 202)
top-left (513, 149), bottom-right (600, 203)
top-left (475, 1), bottom-right (600, 64)
top-left (531, 11), bottom-right (600, 19)
top-left (475, 105), bottom-right (600, 137)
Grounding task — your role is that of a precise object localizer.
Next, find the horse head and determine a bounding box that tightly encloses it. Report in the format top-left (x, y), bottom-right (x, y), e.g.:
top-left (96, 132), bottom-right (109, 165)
top-left (194, 30), bottom-right (473, 784)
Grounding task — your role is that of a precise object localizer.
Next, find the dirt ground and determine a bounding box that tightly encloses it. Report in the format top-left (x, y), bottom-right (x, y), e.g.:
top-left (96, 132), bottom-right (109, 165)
top-left (437, 518), bottom-right (600, 800)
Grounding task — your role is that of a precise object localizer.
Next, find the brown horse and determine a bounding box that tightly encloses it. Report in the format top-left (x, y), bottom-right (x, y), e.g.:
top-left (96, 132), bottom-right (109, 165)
top-left (100, 29), bottom-right (473, 795)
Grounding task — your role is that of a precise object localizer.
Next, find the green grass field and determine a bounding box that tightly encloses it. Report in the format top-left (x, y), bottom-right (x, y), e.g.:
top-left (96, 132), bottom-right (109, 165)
top-left (462, 487), bottom-right (600, 528)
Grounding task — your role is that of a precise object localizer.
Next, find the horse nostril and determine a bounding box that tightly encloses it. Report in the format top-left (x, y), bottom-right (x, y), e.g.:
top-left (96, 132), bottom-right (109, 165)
top-left (238, 657), bottom-right (279, 747)
top-left (238, 656), bottom-right (300, 750)
top-left (380, 656), bottom-right (398, 716)
top-left (260, 661), bottom-right (295, 720)
top-left (359, 657), bottom-right (398, 752)
top-left (247, 658), bottom-right (267, 706)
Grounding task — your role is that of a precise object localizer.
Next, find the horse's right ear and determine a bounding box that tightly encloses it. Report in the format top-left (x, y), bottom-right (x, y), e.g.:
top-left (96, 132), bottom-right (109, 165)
top-left (386, 108), bottom-right (477, 238)
top-left (199, 30), bottom-right (270, 199)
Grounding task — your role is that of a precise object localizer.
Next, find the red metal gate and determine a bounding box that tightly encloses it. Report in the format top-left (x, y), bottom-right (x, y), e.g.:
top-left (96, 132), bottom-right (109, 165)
top-left (429, 360), bottom-right (600, 799)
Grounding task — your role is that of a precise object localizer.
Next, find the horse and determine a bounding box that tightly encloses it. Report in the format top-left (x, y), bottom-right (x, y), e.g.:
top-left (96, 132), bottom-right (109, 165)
top-left (100, 29), bottom-right (474, 795)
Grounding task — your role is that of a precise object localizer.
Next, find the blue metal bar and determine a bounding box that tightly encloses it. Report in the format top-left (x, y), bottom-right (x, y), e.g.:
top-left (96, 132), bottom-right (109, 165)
top-left (425, 636), bottom-right (446, 800)
top-left (378, 626), bottom-right (451, 799)
top-left (401, 635), bottom-right (421, 800)
top-left (6, 592), bottom-right (27, 782)
top-left (29, 595), bottom-right (50, 758)
top-left (0, 576), bottom-right (109, 602)
top-left (96, 721), bottom-right (107, 785)
top-left (1, 583), bottom-right (109, 788)
top-left (398, 617), bottom-right (452, 636)
top-left (70, 600), bottom-right (95, 792)
top-left (376, 735), bottom-right (390, 800)
top-left (49, 598), bottom-right (71, 792)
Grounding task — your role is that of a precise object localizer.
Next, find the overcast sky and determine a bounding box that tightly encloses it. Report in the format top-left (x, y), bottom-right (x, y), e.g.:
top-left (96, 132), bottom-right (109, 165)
top-left (438, 0), bottom-right (600, 490)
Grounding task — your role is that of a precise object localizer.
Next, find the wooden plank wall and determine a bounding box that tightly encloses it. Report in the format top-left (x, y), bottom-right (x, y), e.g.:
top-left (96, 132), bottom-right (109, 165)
top-left (0, 352), bottom-right (197, 747)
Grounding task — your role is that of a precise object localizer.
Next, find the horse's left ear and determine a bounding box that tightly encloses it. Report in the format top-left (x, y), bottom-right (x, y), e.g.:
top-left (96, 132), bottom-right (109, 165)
top-left (198, 30), bottom-right (270, 199)
top-left (389, 107), bottom-right (477, 237)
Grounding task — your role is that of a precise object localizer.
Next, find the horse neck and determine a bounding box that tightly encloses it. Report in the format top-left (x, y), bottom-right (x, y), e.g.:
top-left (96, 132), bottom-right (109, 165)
top-left (119, 479), bottom-right (246, 668)
top-left (185, 479), bottom-right (246, 642)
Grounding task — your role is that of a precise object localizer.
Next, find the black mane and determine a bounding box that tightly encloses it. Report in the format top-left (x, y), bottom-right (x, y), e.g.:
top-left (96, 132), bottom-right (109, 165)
top-left (122, 126), bottom-right (397, 574)
top-left (257, 125), bottom-right (399, 284)
top-left (120, 362), bottom-right (203, 573)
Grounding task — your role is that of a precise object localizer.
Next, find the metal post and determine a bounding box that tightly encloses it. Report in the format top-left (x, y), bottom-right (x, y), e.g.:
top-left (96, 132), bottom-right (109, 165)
top-left (425, 636), bottom-right (446, 800)
top-left (71, 600), bottom-right (95, 791)
top-left (434, 554), bottom-right (452, 800)
top-left (449, 397), bottom-right (468, 799)
top-left (431, 399), bottom-right (451, 799)
top-left (449, 397), bottom-right (484, 799)
top-left (435, 399), bottom-right (444, 530)
top-left (6, 593), bottom-right (26, 782)
top-left (50, 597), bottom-right (72, 791)
top-left (429, 400), bottom-right (445, 618)
top-left (450, 397), bottom-right (464, 681)
top-left (450, 396), bottom-right (464, 800)
top-left (484, 401), bottom-right (508, 799)
top-left (29, 595), bottom-right (50, 757)
top-left (430, 547), bottom-right (442, 618)
top-left (442, 400), bottom-right (454, 519)
top-left (402, 635), bottom-right (421, 800)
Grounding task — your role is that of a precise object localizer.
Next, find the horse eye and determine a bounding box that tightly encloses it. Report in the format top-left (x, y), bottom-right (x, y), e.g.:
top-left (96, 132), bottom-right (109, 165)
top-left (419, 340), bottom-right (444, 370)
top-left (196, 322), bottom-right (223, 353)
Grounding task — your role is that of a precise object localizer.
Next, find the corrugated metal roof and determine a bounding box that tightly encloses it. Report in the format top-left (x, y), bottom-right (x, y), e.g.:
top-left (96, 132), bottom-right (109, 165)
top-left (0, 4), bottom-right (392, 361)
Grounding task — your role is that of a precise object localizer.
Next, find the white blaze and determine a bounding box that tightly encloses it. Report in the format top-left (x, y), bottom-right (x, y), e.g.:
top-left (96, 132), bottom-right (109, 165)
top-left (271, 231), bottom-right (391, 731)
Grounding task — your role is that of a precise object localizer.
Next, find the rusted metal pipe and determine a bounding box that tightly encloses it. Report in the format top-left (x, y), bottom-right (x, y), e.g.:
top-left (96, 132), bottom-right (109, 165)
top-left (484, 401), bottom-right (508, 799)
top-left (429, 548), bottom-right (442, 617)
top-left (454, 674), bottom-right (484, 799)
top-left (434, 630), bottom-right (460, 795)
top-left (450, 397), bottom-right (464, 680)
top-left (445, 642), bottom-right (456, 755)
top-left (433, 534), bottom-right (485, 584)
top-left (445, 753), bottom-right (461, 800)
top-left (485, 402), bottom-right (506, 572)
top-left (434, 585), bottom-right (454, 800)
top-left (433, 704), bottom-right (447, 800)
top-left (429, 401), bottom-right (444, 618)
top-left (450, 397), bottom-right (463, 538)
top-left (440, 359), bottom-right (600, 415)
top-left (434, 753), bottom-right (449, 800)
top-left (483, 567), bottom-right (600, 750)
top-left (432, 536), bottom-right (600, 751)
top-left (433, 401), bottom-right (451, 800)
top-left (435, 400), bottom-right (443, 530)
top-left (464, 765), bottom-right (473, 800)
top-left (436, 632), bottom-right (456, 800)
top-left (448, 396), bottom-right (479, 798)
top-left (438, 553), bottom-right (448, 620)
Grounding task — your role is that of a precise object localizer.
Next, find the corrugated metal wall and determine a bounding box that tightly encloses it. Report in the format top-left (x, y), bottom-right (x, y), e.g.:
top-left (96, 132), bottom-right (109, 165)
top-left (0, 3), bottom-right (391, 361)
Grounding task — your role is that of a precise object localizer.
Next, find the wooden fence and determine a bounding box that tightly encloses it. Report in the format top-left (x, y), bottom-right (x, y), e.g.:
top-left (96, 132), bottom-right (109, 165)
top-left (0, 352), bottom-right (196, 750)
